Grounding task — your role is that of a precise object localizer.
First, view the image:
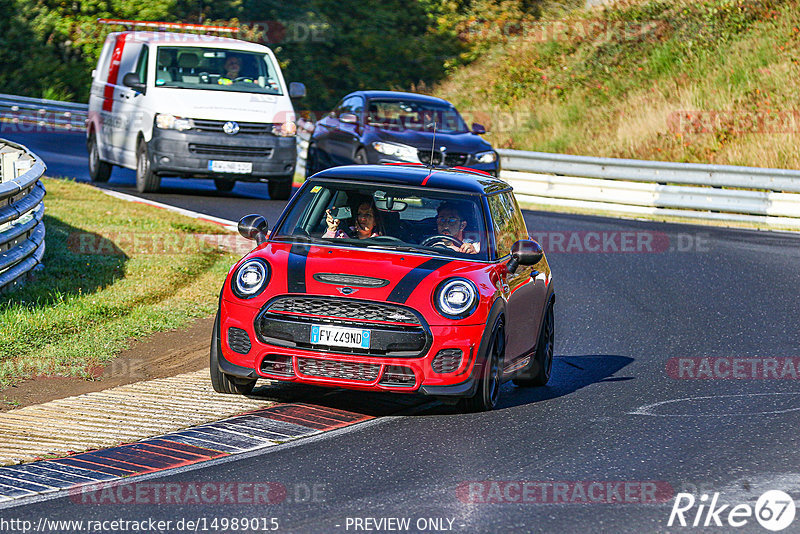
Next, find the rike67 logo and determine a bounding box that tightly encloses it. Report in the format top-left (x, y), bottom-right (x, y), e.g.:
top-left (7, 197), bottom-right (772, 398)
top-left (669, 490), bottom-right (796, 531)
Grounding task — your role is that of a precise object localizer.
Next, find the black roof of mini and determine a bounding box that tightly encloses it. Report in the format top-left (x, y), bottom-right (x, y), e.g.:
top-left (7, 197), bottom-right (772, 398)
top-left (308, 164), bottom-right (511, 195)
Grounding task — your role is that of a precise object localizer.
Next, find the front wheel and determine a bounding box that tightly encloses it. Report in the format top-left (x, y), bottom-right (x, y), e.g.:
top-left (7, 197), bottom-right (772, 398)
top-left (513, 301), bottom-right (554, 387)
top-left (460, 319), bottom-right (504, 413)
top-left (268, 175), bottom-right (293, 200)
top-left (136, 139), bottom-right (161, 193)
top-left (210, 313), bottom-right (257, 395)
top-left (88, 133), bottom-right (112, 182)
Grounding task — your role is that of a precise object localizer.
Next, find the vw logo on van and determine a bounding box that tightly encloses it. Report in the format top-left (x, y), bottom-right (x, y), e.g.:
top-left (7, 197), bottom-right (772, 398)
top-left (223, 121), bottom-right (240, 135)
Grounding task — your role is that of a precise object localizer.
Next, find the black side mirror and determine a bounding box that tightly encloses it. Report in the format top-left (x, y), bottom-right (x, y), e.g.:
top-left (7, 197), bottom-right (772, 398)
top-left (507, 239), bottom-right (543, 273)
top-left (238, 214), bottom-right (269, 245)
top-left (289, 82), bottom-right (306, 99)
top-left (122, 72), bottom-right (146, 94)
top-left (472, 122), bottom-right (486, 135)
top-left (339, 112), bottom-right (358, 124)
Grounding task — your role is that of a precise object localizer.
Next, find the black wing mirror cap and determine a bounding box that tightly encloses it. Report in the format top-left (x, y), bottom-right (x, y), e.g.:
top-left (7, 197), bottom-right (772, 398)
top-left (122, 72), bottom-right (146, 94)
top-left (238, 214), bottom-right (269, 245)
top-left (339, 112), bottom-right (358, 124)
top-left (507, 239), bottom-right (543, 273)
top-left (472, 122), bottom-right (486, 135)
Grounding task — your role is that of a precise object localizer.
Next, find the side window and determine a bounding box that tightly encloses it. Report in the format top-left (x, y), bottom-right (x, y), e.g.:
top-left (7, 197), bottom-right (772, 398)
top-left (488, 192), bottom-right (521, 258)
top-left (337, 96), bottom-right (364, 119)
top-left (135, 46), bottom-right (149, 84)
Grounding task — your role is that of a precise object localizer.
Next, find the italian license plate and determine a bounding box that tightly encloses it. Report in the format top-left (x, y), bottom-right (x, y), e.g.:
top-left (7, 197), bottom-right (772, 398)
top-left (310, 325), bottom-right (371, 349)
top-left (208, 160), bottom-right (253, 174)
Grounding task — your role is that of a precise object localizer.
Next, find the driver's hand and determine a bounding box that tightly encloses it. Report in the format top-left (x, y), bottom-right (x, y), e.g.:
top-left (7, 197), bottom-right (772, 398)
top-left (325, 209), bottom-right (340, 232)
top-left (458, 242), bottom-right (477, 254)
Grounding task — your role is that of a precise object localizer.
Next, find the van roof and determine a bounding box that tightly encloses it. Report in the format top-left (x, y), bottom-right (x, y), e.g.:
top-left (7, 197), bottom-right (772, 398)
top-left (113, 31), bottom-right (271, 53)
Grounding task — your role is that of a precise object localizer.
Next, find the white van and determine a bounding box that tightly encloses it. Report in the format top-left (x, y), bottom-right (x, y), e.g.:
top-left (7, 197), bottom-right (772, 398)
top-left (87, 31), bottom-right (305, 199)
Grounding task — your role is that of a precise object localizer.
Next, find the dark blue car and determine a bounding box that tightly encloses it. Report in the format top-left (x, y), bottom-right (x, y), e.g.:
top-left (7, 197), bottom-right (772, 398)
top-left (306, 91), bottom-right (499, 177)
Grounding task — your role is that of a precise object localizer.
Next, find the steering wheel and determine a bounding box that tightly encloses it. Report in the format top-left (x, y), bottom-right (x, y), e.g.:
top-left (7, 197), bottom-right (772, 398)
top-left (233, 77), bottom-right (255, 83)
top-left (421, 234), bottom-right (463, 248)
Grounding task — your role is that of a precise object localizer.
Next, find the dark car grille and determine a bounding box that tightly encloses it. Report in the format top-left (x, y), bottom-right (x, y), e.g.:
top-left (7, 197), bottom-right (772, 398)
top-left (227, 327), bottom-right (251, 354)
top-left (297, 358), bottom-right (381, 382)
top-left (417, 150), bottom-right (469, 167)
top-left (189, 143), bottom-right (273, 158)
top-left (191, 119), bottom-right (275, 135)
top-left (256, 296), bottom-right (429, 357)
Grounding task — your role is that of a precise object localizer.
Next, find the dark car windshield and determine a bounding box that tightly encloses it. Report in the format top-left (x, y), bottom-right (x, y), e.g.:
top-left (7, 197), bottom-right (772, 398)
top-left (366, 100), bottom-right (469, 133)
top-left (272, 181), bottom-right (488, 261)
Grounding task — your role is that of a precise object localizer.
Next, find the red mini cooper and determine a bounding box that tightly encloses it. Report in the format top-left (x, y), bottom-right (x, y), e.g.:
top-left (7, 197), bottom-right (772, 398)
top-left (211, 164), bottom-right (555, 411)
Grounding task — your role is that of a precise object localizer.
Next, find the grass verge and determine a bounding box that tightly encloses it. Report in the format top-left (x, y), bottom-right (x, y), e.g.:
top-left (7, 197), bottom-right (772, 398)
top-left (0, 178), bottom-right (238, 387)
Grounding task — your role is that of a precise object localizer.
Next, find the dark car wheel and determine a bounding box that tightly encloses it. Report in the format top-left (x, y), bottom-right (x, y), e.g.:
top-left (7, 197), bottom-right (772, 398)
top-left (268, 175), bottom-right (293, 200)
top-left (461, 318), bottom-right (504, 413)
top-left (136, 139), bottom-right (161, 193)
top-left (210, 312), bottom-right (257, 395)
top-left (354, 148), bottom-right (367, 164)
top-left (214, 179), bottom-right (235, 193)
top-left (514, 301), bottom-right (554, 387)
top-left (88, 133), bottom-right (112, 182)
top-left (305, 143), bottom-right (319, 178)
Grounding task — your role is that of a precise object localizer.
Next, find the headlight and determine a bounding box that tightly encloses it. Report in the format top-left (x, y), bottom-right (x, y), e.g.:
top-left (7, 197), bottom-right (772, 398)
top-left (232, 259), bottom-right (270, 299)
top-left (272, 121), bottom-right (297, 137)
top-left (474, 150), bottom-right (497, 164)
top-left (155, 113), bottom-right (194, 131)
top-left (434, 278), bottom-right (479, 319)
top-left (372, 141), bottom-right (420, 162)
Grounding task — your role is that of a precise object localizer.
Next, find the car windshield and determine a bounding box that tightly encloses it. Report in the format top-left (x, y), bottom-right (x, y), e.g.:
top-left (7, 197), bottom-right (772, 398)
top-left (272, 181), bottom-right (488, 261)
top-left (366, 100), bottom-right (469, 133)
top-left (155, 46), bottom-right (283, 95)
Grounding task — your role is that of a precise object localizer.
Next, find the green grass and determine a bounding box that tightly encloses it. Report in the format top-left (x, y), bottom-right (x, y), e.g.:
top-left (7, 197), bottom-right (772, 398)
top-left (0, 178), bottom-right (238, 386)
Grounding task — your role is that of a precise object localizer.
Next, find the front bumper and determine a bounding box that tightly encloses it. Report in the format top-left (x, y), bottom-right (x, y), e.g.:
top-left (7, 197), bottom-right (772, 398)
top-left (219, 297), bottom-right (483, 396)
top-left (149, 128), bottom-right (296, 180)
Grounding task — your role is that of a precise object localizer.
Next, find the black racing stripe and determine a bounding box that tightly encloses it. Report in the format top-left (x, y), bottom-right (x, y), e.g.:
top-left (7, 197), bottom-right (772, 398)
top-left (287, 245), bottom-right (310, 293)
top-left (386, 258), bottom-right (450, 303)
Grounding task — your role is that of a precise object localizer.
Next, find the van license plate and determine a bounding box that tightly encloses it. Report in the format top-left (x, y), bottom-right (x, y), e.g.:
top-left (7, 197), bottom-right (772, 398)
top-left (310, 325), bottom-right (370, 349)
top-left (208, 160), bottom-right (253, 174)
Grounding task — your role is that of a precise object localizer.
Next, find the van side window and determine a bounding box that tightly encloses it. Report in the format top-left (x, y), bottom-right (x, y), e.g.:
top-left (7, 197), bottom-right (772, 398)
top-left (135, 46), bottom-right (149, 84)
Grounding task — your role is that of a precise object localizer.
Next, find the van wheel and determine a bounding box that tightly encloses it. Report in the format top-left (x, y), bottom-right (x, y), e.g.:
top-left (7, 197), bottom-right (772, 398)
top-left (214, 179), bottom-right (235, 192)
top-left (268, 176), bottom-right (293, 200)
top-left (136, 139), bottom-right (161, 193)
top-left (88, 133), bottom-right (111, 182)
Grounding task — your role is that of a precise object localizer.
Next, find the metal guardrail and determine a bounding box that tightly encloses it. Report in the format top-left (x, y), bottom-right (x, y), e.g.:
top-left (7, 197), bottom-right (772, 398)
top-left (0, 139), bottom-right (46, 293)
top-left (0, 93), bottom-right (88, 130)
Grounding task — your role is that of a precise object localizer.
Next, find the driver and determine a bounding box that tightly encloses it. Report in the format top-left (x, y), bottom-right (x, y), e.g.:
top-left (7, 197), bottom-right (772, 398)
top-left (219, 55), bottom-right (252, 85)
top-left (432, 202), bottom-right (480, 254)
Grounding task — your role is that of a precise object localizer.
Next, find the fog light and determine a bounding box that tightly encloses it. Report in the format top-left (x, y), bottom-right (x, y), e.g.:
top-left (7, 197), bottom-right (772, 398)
top-left (261, 354), bottom-right (294, 376)
top-left (379, 365), bottom-right (415, 387)
top-left (159, 156), bottom-right (170, 164)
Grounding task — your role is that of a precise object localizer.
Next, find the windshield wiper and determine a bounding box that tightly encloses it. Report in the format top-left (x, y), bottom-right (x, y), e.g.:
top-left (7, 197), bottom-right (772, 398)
top-left (365, 244), bottom-right (421, 253)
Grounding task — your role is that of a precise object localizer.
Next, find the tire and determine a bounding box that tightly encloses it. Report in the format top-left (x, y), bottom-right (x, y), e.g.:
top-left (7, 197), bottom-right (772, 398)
top-left (136, 139), bottom-right (161, 193)
top-left (210, 312), bottom-right (257, 395)
top-left (354, 148), bottom-right (367, 164)
top-left (214, 178), bottom-right (235, 192)
top-left (305, 143), bottom-right (319, 178)
top-left (268, 175), bottom-right (293, 200)
top-left (87, 133), bottom-right (112, 183)
top-left (513, 301), bottom-right (554, 387)
top-left (460, 318), bottom-right (504, 413)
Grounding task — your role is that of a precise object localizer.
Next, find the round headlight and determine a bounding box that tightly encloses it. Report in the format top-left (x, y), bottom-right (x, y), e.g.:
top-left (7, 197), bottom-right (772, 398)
top-left (435, 278), bottom-right (479, 319)
top-left (232, 259), bottom-right (270, 299)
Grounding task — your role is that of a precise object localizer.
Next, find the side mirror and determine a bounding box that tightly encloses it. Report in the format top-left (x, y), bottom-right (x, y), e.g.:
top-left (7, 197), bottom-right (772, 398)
top-left (122, 72), bottom-right (146, 94)
top-left (471, 122), bottom-right (486, 135)
top-left (289, 82), bottom-right (306, 99)
top-left (507, 239), bottom-right (543, 273)
top-left (238, 214), bottom-right (269, 245)
top-left (339, 112), bottom-right (358, 124)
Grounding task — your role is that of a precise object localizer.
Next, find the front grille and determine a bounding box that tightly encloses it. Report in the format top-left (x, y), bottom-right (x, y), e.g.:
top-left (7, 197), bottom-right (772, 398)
top-left (260, 354), bottom-right (293, 376)
top-left (189, 143), bottom-right (273, 158)
top-left (256, 296), bottom-right (429, 357)
top-left (432, 348), bottom-right (463, 374)
top-left (191, 119), bottom-right (274, 135)
top-left (417, 150), bottom-right (469, 167)
top-left (379, 365), bottom-right (416, 387)
top-left (227, 327), bottom-right (251, 354)
top-left (297, 358), bottom-right (381, 382)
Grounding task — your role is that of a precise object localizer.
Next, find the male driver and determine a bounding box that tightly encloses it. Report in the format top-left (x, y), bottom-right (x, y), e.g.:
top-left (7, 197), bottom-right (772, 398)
top-left (434, 202), bottom-right (480, 254)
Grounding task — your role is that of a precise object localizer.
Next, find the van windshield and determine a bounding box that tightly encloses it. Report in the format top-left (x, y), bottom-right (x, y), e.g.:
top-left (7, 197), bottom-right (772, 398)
top-left (155, 47), bottom-right (283, 95)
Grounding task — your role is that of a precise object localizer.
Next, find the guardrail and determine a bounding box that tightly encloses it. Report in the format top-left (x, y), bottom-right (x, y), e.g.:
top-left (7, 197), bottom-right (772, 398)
top-left (498, 149), bottom-right (800, 229)
top-left (0, 93), bottom-right (88, 131)
top-left (0, 139), bottom-right (46, 293)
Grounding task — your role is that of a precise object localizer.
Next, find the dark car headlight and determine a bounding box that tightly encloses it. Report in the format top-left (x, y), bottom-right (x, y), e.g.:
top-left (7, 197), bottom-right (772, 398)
top-left (434, 278), bottom-right (479, 319)
top-left (232, 259), bottom-right (270, 299)
top-left (474, 150), bottom-right (497, 164)
top-left (372, 141), bottom-right (420, 162)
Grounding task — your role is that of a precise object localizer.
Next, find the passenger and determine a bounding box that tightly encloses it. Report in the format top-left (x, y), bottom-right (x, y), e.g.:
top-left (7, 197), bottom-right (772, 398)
top-left (324, 200), bottom-right (382, 239)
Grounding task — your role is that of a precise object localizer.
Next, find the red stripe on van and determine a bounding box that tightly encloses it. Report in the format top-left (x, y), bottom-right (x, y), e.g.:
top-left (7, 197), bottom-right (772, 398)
top-left (102, 33), bottom-right (129, 113)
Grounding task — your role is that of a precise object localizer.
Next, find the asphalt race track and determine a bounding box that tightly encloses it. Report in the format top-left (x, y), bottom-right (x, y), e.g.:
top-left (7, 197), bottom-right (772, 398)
top-left (2, 129), bottom-right (800, 532)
